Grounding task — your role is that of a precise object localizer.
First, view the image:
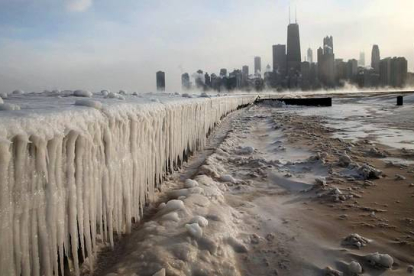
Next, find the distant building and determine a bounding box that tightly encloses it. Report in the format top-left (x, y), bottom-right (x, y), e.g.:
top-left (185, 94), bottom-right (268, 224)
top-left (205, 73), bottom-right (211, 88)
top-left (307, 48), bottom-right (313, 64)
top-left (254, 57), bottom-right (262, 76)
top-left (371, 45), bottom-right (380, 72)
top-left (219, 68), bottom-right (227, 78)
top-left (156, 71), bottom-right (165, 91)
top-left (273, 45), bottom-right (287, 76)
top-left (347, 59), bottom-right (358, 80)
top-left (390, 57), bottom-right (408, 87)
top-left (242, 65), bottom-right (249, 88)
top-left (317, 36), bottom-right (335, 87)
top-left (359, 52), bottom-right (366, 67)
top-left (335, 59), bottom-right (347, 83)
top-left (181, 73), bottom-right (191, 90)
top-left (301, 61), bottom-right (311, 90)
top-left (286, 23), bottom-right (302, 77)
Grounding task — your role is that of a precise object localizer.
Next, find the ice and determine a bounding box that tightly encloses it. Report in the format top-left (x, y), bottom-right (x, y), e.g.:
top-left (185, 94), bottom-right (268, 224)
top-left (152, 268), bottom-right (166, 276)
top-left (220, 174), bottom-right (237, 183)
top-left (365, 252), bottom-right (394, 268)
top-left (0, 97), bottom-right (3, 104)
top-left (0, 103), bottom-right (21, 111)
top-left (348, 261), bottom-right (362, 274)
top-left (0, 92), bottom-right (8, 98)
top-left (73, 89), bottom-right (93, 97)
top-left (189, 216), bottom-right (209, 227)
top-left (185, 223), bottom-right (203, 239)
top-left (12, 89), bottom-right (25, 94)
top-left (184, 179), bottom-right (198, 188)
top-left (0, 93), bottom-right (256, 276)
top-left (74, 99), bottom-right (103, 110)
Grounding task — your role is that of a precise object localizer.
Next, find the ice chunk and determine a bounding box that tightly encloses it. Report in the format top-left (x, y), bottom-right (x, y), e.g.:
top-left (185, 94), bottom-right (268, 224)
top-left (348, 261), bottom-right (362, 274)
top-left (101, 90), bottom-right (110, 96)
top-left (106, 92), bottom-right (125, 100)
top-left (119, 90), bottom-right (127, 95)
top-left (160, 200), bottom-right (185, 214)
top-left (75, 100), bottom-right (103, 110)
top-left (0, 92), bottom-right (8, 98)
top-left (185, 223), bottom-right (203, 239)
top-left (365, 252), bottom-right (393, 268)
top-left (0, 103), bottom-right (21, 111)
top-left (161, 212), bottom-right (180, 222)
top-left (200, 92), bottom-right (209, 98)
top-left (152, 268), bottom-right (166, 276)
top-left (324, 266), bottom-right (343, 276)
top-left (182, 93), bottom-right (192, 98)
top-left (0, 97), bottom-right (3, 104)
top-left (189, 216), bottom-right (208, 227)
top-left (220, 174), bottom-right (236, 183)
top-left (12, 89), bottom-right (25, 95)
top-left (184, 179), bottom-right (199, 188)
top-left (238, 146), bottom-right (254, 155)
top-left (226, 237), bottom-right (248, 253)
top-left (73, 89), bottom-right (93, 97)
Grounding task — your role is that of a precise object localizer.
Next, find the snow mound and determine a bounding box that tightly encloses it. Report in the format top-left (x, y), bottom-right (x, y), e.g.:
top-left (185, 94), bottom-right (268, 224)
top-left (0, 98), bottom-right (3, 104)
top-left (119, 90), bottom-right (127, 95)
top-left (75, 99), bottom-right (103, 110)
top-left (182, 93), bottom-right (192, 98)
top-left (185, 223), bottom-right (203, 239)
top-left (0, 103), bottom-right (21, 111)
top-left (348, 261), bottom-right (362, 274)
top-left (0, 92), bottom-right (8, 98)
top-left (106, 92), bottom-right (125, 100)
top-left (189, 216), bottom-right (208, 227)
top-left (365, 252), bottom-right (393, 268)
top-left (12, 89), bottom-right (25, 95)
top-left (184, 179), bottom-right (198, 188)
top-left (200, 92), bottom-right (210, 98)
top-left (73, 90), bottom-right (92, 98)
top-left (101, 90), bottom-right (109, 96)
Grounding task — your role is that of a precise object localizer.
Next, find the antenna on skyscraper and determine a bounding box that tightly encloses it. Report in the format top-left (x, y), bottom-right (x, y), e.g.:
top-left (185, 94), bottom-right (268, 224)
top-left (295, 6), bottom-right (297, 23)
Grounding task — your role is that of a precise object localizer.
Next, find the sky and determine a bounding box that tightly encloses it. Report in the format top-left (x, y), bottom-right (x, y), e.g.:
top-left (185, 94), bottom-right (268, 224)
top-left (0, 0), bottom-right (413, 93)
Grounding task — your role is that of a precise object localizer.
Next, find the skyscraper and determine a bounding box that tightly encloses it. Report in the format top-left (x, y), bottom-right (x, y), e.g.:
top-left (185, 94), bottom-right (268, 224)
top-left (317, 36), bottom-right (335, 87)
top-left (323, 36), bottom-right (333, 54)
top-left (156, 71), bottom-right (165, 91)
top-left (181, 73), bottom-right (190, 90)
top-left (359, 52), bottom-right (366, 67)
top-left (254, 57), bottom-right (262, 76)
top-left (286, 23), bottom-right (301, 75)
top-left (371, 45), bottom-right (380, 72)
top-left (307, 48), bottom-right (313, 63)
top-left (273, 44), bottom-right (287, 76)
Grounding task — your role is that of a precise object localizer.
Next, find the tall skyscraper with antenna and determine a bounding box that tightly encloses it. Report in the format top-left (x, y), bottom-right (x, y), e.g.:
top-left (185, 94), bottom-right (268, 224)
top-left (286, 7), bottom-right (301, 85)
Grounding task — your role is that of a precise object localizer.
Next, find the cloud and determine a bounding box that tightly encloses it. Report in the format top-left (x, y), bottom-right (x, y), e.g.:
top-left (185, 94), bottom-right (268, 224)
top-left (66, 0), bottom-right (93, 12)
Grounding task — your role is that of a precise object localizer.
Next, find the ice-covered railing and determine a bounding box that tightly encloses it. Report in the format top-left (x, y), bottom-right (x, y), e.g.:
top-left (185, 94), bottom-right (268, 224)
top-left (0, 93), bottom-right (256, 276)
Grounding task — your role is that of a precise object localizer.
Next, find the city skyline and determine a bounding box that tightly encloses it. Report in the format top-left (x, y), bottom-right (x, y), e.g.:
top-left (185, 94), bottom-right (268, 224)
top-left (0, 0), bottom-right (413, 92)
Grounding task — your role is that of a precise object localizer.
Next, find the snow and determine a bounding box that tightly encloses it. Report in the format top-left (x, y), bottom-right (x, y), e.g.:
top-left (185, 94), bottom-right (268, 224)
top-left (189, 215), bottom-right (209, 227)
top-left (0, 92), bottom-right (8, 98)
top-left (0, 92), bottom-right (256, 276)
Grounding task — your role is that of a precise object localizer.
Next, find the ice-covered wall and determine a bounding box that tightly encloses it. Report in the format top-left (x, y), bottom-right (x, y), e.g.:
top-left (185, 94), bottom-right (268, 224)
top-left (0, 94), bottom-right (256, 276)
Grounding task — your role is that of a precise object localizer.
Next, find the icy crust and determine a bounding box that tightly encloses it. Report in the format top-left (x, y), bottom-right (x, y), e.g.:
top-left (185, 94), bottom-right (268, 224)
top-left (103, 174), bottom-right (246, 276)
top-left (0, 93), bottom-right (256, 276)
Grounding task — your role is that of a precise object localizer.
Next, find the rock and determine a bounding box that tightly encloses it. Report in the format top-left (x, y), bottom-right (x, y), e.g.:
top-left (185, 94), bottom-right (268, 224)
top-left (324, 266), bottom-right (343, 276)
top-left (342, 234), bottom-right (370, 249)
top-left (348, 261), bottom-right (362, 274)
top-left (408, 265), bottom-right (414, 273)
top-left (365, 252), bottom-right (393, 268)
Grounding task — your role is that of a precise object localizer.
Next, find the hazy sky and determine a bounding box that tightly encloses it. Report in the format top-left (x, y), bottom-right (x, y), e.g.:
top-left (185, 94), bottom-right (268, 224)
top-left (0, 0), bottom-right (413, 92)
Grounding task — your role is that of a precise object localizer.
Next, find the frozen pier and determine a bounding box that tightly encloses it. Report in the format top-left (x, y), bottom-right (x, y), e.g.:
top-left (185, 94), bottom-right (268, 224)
top-left (0, 91), bottom-right (256, 276)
